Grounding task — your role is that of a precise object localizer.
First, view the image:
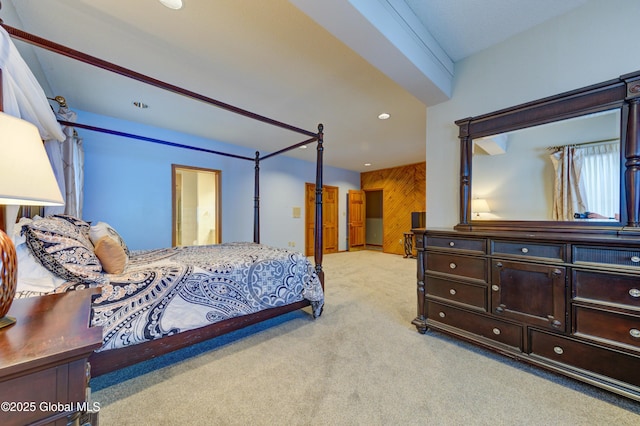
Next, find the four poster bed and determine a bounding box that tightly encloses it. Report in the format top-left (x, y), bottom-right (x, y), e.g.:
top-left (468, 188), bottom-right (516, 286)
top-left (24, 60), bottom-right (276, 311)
top-left (1, 24), bottom-right (326, 377)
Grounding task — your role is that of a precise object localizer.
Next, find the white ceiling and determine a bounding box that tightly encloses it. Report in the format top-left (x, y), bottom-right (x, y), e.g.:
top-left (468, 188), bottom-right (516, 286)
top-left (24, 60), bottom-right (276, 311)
top-left (2, 0), bottom-right (588, 172)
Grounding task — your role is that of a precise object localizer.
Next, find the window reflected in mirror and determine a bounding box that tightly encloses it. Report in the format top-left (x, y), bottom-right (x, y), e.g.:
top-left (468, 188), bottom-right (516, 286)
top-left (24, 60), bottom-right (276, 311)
top-left (172, 165), bottom-right (221, 246)
top-left (472, 108), bottom-right (621, 221)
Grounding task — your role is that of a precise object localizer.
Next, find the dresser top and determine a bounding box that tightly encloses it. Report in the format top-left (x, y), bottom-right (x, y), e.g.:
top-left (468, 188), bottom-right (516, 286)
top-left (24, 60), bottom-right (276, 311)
top-left (413, 227), bottom-right (640, 246)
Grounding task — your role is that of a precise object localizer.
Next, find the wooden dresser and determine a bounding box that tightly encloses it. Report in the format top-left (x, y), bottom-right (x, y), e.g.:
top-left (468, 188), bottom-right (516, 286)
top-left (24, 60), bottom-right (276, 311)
top-left (412, 229), bottom-right (640, 401)
top-left (0, 289), bottom-right (102, 426)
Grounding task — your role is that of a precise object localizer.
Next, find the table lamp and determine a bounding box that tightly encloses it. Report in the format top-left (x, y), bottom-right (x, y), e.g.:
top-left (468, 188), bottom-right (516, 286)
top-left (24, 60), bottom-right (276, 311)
top-left (0, 111), bottom-right (64, 328)
top-left (471, 198), bottom-right (491, 217)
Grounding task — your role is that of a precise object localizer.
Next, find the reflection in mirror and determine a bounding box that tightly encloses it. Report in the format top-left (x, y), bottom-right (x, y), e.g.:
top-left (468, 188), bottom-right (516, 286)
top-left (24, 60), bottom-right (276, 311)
top-left (472, 109), bottom-right (620, 221)
top-left (172, 165), bottom-right (221, 246)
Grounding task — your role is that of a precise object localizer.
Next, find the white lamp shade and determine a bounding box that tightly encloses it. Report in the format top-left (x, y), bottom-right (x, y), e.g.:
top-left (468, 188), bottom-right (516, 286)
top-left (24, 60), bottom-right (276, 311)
top-left (0, 112), bottom-right (64, 206)
top-left (472, 198), bottom-right (490, 214)
top-left (159, 0), bottom-right (183, 9)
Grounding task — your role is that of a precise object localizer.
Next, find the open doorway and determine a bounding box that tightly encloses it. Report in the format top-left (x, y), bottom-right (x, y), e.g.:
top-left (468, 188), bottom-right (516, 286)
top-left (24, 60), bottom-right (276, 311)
top-left (172, 165), bottom-right (221, 247)
top-left (365, 190), bottom-right (383, 251)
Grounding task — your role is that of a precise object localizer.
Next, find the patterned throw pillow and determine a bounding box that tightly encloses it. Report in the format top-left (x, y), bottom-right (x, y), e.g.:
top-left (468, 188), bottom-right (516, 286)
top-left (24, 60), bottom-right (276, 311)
top-left (22, 215), bottom-right (106, 285)
top-left (51, 214), bottom-right (93, 238)
top-left (89, 221), bottom-right (130, 257)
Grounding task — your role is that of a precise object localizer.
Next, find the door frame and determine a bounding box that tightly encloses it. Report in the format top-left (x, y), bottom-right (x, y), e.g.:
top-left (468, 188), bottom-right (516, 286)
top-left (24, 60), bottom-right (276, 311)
top-left (363, 188), bottom-right (384, 250)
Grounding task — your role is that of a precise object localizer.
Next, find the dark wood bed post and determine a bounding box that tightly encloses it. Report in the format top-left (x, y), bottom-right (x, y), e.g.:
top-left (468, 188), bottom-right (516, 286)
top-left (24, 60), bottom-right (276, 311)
top-left (314, 124), bottom-right (324, 286)
top-left (253, 151), bottom-right (260, 244)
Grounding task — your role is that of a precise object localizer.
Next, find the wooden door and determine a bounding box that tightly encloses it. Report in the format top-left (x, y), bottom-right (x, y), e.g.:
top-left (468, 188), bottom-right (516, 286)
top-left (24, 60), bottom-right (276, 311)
top-left (305, 183), bottom-right (338, 256)
top-left (348, 190), bottom-right (365, 250)
top-left (305, 183), bottom-right (339, 255)
top-left (323, 186), bottom-right (338, 253)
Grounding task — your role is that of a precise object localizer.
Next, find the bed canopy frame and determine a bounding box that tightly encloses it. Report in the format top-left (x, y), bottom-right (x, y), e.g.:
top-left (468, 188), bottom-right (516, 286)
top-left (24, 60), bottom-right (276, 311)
top-left (1, 22), bottom-right (326, 375)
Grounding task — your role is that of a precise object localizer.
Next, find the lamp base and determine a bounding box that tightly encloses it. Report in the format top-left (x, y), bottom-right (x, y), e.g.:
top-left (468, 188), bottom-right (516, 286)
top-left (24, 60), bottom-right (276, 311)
top-left (0, 315), bottom-right (16, 329)
top-left (0, 228), bottom-right (18, 324)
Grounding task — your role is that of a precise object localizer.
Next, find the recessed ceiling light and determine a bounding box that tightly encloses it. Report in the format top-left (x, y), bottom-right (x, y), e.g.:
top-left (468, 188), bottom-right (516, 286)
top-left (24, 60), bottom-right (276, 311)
top-left (364, 163), bottom-right (372, 167)
top-left (299, 145), bottom-right (308, 149)
top-left (159, 0), bottom-right (183, 10)
top-left (378, 113), bottom-right (390, 120)
top-left (133, 101), bottom-right (149, 109)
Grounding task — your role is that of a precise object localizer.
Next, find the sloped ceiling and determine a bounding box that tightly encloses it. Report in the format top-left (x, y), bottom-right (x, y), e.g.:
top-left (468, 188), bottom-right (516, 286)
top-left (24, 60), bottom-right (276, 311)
top-left (1, 0), bottom-right (588, 172)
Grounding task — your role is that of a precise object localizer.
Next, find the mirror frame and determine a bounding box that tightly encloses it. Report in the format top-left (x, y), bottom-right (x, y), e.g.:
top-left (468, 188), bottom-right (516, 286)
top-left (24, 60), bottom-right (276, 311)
top-left (454, 70), bottom-right (640, 235)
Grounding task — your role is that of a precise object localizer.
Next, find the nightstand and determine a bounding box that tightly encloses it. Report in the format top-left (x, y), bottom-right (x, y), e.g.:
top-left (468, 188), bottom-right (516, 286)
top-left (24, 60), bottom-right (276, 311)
top-left (0, 288), bottom-right (103, 426)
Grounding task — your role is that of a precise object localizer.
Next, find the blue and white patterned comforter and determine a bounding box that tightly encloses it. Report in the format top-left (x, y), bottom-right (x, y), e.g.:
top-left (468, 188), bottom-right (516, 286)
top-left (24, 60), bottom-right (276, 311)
top-left (59, 242), bottom-right (324, 351)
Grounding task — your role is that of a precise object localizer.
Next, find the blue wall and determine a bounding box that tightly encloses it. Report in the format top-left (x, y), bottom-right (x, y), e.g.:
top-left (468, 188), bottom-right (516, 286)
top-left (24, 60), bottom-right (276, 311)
top-left (78, 111), bottom-right (360, 251)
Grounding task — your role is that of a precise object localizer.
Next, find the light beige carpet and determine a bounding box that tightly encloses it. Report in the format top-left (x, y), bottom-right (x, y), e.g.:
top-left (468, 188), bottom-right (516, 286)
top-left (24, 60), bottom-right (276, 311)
top-left (92, 250), bottom-right (640, 425)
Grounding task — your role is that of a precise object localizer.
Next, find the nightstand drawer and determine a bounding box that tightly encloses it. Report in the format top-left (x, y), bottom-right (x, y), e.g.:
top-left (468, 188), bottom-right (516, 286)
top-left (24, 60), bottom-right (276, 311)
top-left (491, 240), bottom-right (565, 262)
top-left (426, 236), bottom-right (486, 254)
top-left (0, 360), bottom-right (87, 426)
top-left (426, 276), bottom-right (487, 311)
top-left (573, 305), bottom-right (640, 351)
top-left (573, 270), bottom-right (640, 311)
top-left (427, 301), bottom-right (522, 350)
top-left (530, 329), bottom-right (640, 387)
top-left (426, 252), bottom-right (487, 282)
top-left (573, 246), bottom-right (640, 269)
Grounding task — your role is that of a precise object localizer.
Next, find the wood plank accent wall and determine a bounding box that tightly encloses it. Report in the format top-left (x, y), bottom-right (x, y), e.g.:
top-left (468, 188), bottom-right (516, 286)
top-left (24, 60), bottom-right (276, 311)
top-left (361, 162), bottom-right (426, 255)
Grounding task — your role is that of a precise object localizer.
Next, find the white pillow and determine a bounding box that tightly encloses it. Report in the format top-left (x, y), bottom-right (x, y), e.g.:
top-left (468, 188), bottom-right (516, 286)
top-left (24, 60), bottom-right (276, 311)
top-left (16, 242), bottom-right (66, 293)
top-left (89, 221), bottom-right (130, 256)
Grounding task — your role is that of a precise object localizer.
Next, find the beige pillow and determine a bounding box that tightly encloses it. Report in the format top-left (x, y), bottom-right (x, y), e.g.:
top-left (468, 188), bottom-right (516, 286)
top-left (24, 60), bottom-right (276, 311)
top-left (94, 236), bottom-right (128, 274)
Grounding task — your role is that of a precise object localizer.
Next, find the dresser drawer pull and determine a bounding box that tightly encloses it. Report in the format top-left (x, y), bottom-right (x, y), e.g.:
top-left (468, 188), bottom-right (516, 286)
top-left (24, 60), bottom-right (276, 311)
top-left (495, 306), bottom-right (504, 314)
top-left (496, 262), bottom-right (503, 268)
top-left (632, 256), bottom-right (640, 263)
top-left (438, 312), bottom-right (446, 318)
top-left (553, 346), bottom-right (564, 355)
top-left (491, 285), bottom-right (499, 292)
top-left (449, 241), bottom-right (455, 247)
top-left (630, 288), bottom-right (640, 298)
top-left (449, 263), bottom-right (457, 269)
top-left (630, 329), bottom-right (640, 338)
top-left (521, 247), bottom-right (529, 254)
top-left (449, 289), bottom-right (457, 295)
top-left (492, 328), bottom-right (501, 335)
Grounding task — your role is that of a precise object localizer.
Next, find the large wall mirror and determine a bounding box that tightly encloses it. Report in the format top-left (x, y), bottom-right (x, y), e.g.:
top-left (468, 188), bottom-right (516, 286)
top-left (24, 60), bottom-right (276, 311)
top-left (455, 70), bottom-right (640, 234)
top-left (472, 108), bottom-right (621, 222)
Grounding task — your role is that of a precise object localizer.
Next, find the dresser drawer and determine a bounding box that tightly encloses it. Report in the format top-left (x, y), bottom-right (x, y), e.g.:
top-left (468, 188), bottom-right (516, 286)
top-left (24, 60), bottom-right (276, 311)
top-left (491, 240), bottom-right (565, 261)
top-left (530, 329), bottom-right (640, 387)
top-left (427, 301), bottom-right (522, 350)
top-left (573, 305), bottom-right (640, 351)
top-left (426, 236), bottom-right (486, 254)
top-left (573, 245), bottom-right (640, 269)
top-left (426, 276), bottom-right (487, 311)
top-left (426, 252), bottom-right (487, 282)
top-left (573, 270), bottom-right (640, 311)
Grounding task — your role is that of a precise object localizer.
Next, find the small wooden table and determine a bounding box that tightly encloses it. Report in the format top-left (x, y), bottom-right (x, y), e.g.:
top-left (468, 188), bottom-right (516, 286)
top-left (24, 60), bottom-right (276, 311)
top-left (0, 289), bottom-right (102, 426)
top-left (403, 232), bottom-right (416, 258)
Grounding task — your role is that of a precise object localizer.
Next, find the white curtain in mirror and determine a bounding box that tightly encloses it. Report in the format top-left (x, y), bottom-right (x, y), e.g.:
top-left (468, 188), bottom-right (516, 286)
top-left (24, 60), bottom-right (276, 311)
top-left (581, 142), bottom-right (619, 219)
top-left (550, 146), bottom-right (587, 221)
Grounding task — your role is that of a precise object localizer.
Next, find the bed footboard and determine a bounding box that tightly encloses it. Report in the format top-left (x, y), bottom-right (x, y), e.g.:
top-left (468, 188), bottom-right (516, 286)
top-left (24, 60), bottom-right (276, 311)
top-left (89, 299), bottom-right (311, 377)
